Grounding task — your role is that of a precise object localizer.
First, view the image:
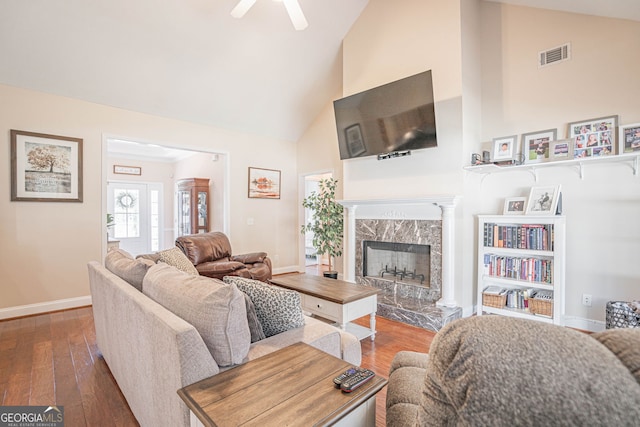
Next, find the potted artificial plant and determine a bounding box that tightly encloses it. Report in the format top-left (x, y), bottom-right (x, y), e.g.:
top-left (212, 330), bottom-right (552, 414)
top-left (301, 178), bottom-right (343, 279)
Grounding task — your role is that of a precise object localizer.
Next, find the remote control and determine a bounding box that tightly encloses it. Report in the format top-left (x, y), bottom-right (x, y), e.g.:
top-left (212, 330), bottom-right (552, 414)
top-left (333, 367), bottom-right (358, 388)
top-left (340, 369), bottom-right (375, 393)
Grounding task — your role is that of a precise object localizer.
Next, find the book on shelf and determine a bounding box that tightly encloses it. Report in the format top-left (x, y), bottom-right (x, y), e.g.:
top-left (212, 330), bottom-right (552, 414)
top-left (483, 285), bottom-right (506, 295)
top-left (482, 223), bottom-right (554, 251)
top-left (482, 254), bottom-right (553, 284)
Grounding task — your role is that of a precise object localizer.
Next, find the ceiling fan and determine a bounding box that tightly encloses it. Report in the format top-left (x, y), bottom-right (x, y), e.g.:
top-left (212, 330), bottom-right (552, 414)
top-left (231, 0), bottom-right (309, 31)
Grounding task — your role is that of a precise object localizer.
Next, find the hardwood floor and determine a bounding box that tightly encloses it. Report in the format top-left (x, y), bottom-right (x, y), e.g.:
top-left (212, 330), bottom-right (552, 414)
top-left (0, 270), bottom-right (435, 427)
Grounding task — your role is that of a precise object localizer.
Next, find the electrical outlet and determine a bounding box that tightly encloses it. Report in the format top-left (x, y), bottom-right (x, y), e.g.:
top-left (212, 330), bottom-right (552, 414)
top-left (582, 294), bottom-right (592, 307)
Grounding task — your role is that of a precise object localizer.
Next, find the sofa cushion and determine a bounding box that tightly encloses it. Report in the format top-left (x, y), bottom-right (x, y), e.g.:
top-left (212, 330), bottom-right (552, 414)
top-left (424, 316), bottom-right (640, 426)
top-left (243, 293), bottom-right (266, 343)
top-left (223, 276), bottom-right (305, 338)
top-left (592, 328), bottom-right (640, 383)
top-left (157, 247), bottom-right (199, 276)
top-left (143, 263), bottom-right (250, 366)
top-left (105, 249), bottom-right (155, 291)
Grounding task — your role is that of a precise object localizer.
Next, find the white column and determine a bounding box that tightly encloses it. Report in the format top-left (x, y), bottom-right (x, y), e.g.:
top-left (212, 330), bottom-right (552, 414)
top-left (343, 205), bottom-right (357, 282)
top-left (436, 202), bottom-right (457, 307)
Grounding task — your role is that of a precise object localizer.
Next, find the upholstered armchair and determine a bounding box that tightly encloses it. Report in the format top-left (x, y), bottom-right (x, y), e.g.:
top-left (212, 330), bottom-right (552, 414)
top-left (175, 232), bottom-right (272, 282)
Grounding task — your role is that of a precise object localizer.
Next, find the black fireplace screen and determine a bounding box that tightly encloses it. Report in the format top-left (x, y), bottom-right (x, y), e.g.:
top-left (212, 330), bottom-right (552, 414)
top-left (362, 240), bottom-right (430, 286)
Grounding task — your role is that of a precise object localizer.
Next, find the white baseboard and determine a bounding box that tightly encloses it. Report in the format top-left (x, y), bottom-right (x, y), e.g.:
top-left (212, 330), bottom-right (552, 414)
top-left (272, 265), bottom-right (303, 275)
top-left (563, 316), bottom-right (606, 332)
top-left (0, 296), bottom-right (92, 320)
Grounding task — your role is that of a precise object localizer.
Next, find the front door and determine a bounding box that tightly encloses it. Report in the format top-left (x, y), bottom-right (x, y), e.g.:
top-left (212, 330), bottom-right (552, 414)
top-left (107, 182), bottom-right (162, 256)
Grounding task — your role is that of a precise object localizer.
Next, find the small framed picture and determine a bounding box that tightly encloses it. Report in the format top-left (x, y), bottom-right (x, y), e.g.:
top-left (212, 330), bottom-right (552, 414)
top-left (248, 167), bottom-right (281, 199)
top-left (568, 115), bottom-right (618, 158)
top-left (549, 138), bottom-right (574, 161)
top-left (503, 197), bottom-right (526, 215)
top-left (521, 129), bottom-right (556, 164)
top-left (113, 165), bottom-right (142, 175)
top-left (345, 124), bottom-right (366, 157)
top-left (492, 135), bottom-right (517, 161)
top-left (619, 123), bottom-right (640, 154)
top-left (525, 185), bottom-right (561, 215)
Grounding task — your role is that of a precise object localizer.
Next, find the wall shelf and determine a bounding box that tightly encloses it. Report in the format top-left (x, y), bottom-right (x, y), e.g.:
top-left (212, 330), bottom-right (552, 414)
top-left (464, 153), bottom-right (640, 181)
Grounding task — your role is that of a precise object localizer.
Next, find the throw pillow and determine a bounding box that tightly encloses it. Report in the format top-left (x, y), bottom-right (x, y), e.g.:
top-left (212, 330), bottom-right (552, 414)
top-left (157, 247), bottom-right (199, 276)
top-left (105, 248), bottom-right (155, 291)
top-left (143, 263), bottom-right (250, 366)
top-left (243, 293), bottom-right (266, 343)
top-left (592, 328), bottom-right (640, 384)
top-left (223, 276), bottom-right (305, 338)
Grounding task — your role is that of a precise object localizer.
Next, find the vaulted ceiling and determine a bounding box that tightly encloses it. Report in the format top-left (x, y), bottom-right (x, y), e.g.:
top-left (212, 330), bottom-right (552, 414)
top-left (0, 1), bottom-right (637, 143)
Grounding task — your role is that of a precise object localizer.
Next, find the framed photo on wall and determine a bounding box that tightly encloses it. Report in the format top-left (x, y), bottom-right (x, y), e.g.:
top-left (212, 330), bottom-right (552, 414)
top-left (525, 185), bottom-right (561, 215)
top-left (521, 129), bottom-right (556, 164)
top-left (492, 135), bottom-right (517, 162)
top-left (568, 115), bottom-right (618, 158)
top-left (10, 129), bottom-right (83, 202)
top-left (503, 197), bottom-right (526, 215)
top-left (248, 167), bottom-right (281, 199)
top-left (619, 122), bottom-right (640, 154)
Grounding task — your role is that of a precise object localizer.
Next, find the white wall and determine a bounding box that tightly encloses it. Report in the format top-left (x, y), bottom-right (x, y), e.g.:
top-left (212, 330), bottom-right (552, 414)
top-left (472, 3), bottom-right (640, 329)
top-left (299, 0), bottom-right (640, 330)
top-left (0, 83), bottom-right (298, 315)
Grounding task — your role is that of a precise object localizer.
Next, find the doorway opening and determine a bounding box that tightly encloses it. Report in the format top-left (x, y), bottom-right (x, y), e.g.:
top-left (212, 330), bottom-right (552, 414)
top-left (301, 172), bottom-right (333, 269)
top-left (102, 136), bottom-right (230, 260)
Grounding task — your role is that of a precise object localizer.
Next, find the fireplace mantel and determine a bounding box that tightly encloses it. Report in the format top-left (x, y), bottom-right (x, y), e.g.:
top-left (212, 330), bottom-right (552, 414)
top-left (338, 195), bottom-right (460, 308)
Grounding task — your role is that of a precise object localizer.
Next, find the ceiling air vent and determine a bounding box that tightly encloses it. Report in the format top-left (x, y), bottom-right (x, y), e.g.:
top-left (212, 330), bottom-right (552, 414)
top-left (539, 43), bottom-right (571, 68)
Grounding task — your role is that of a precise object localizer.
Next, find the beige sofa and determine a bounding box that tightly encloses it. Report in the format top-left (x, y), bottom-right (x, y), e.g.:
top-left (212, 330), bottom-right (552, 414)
top-left (386, 315), bottom-right (640, 426)
top-left (88, 251), bottom-right (361, 427)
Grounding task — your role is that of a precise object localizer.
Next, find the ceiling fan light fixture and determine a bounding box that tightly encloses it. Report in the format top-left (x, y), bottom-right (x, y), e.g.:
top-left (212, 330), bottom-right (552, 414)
top-left (283, 0), bottom-right (308, 30)
top-left (230, 0), bottom-right (257, 18)
top-left (230, 0), bottom-right (308, 31)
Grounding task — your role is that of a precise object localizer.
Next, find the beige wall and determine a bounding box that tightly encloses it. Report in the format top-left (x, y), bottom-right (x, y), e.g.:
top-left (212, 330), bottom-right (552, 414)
top-left (0, 84), bottom-right (298, 315)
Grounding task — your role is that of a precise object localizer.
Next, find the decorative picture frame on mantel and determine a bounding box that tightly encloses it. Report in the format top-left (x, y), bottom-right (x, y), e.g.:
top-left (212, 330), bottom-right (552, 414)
top-left (10, 129), bottom-right (83, 202)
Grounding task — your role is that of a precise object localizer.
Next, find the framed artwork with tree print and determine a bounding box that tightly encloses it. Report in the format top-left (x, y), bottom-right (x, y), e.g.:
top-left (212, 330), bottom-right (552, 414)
top-left (11, 130), bottom-right (83, 202)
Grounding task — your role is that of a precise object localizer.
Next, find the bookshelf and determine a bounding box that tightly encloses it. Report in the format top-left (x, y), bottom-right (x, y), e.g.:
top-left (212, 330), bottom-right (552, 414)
top-left (477, 215), bottom-right (566, 325)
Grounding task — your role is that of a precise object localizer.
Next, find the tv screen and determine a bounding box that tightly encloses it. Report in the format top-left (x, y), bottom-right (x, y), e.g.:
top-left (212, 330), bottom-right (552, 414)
top-left (334, 70), bottom-right (437, 160)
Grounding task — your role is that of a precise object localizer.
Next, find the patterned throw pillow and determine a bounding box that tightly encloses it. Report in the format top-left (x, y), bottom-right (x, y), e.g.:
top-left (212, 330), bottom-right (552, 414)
top-left (223, 276), bottom-right (305, 338)
top-left (157, 247), bottom-right (199, 276)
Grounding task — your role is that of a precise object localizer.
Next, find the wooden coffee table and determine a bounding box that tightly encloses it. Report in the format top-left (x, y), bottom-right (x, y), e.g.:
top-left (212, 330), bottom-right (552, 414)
top-left (270, 274), bottom-right (380, 341)
top-left (178, 342), bottom-right (387, 427)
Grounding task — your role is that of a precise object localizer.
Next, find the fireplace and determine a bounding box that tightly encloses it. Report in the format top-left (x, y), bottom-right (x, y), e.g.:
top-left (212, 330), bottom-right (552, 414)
top-left (339, 196), bottom-right (462, 331)
top-left (362, 240), bottom-right (430, 286)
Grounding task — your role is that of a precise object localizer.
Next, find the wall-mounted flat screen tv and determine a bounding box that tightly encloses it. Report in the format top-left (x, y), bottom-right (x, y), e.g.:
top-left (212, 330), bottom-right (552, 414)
top-left (334, 70), bottom-right (437, 160)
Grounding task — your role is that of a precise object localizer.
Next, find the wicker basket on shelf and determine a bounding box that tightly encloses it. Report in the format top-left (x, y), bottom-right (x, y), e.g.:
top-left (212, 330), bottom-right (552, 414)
top-left (483, 293), bottom-right (507, 308)
top-left (529, 298), bottom-right (553, 317)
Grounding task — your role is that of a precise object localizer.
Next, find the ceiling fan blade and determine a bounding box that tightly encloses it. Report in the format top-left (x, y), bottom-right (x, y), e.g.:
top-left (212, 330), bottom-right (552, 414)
top-left (282, 0), bottom-right (308, 30)
top-left (230, 0), bottom-right (257, 18)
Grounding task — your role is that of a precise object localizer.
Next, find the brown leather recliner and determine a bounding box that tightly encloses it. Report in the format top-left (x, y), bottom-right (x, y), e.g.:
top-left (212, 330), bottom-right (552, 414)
top-left (175, 232), bottom-right (272, 282)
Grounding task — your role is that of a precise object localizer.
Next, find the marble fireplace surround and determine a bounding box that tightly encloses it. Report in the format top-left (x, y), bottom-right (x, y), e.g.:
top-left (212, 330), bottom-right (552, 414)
top-left (339, 196), bottom-right (461, 331)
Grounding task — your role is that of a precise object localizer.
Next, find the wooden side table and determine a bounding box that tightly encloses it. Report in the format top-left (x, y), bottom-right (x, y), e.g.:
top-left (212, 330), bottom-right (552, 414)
top-left (270, 274), bottom-right (380, 341)
top-left (178, 342), bottom-right (387, 427)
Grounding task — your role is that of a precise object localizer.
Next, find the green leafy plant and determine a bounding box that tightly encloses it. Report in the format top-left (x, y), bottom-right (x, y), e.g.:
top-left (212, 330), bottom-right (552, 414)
top-left (301, 178), bottom-right (343, 273)
top-left (106, 213), bottom-right (115, 229)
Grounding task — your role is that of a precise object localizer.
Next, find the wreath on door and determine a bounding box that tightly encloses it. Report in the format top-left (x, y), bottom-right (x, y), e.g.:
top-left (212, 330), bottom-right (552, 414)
top-left (116, 191), bottom-right (137, 210)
